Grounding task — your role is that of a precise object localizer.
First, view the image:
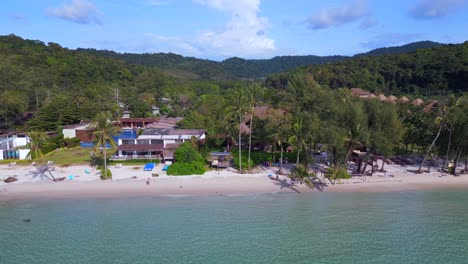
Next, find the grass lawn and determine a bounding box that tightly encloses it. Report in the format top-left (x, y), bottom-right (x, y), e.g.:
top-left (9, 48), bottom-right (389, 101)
top-left (44, 147), bottom-right (93, 166)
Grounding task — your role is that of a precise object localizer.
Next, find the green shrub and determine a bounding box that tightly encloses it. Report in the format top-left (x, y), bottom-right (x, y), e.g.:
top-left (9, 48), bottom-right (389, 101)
top-left (167, 161), bottom-right (205, 176)
top-left (98, 166), bottom-right (112, 180)
top-left (325, 167), bottom-right (351, 180)
top-left (63, 137), bottom-right (81, 148)
top-left (175, 142), bottom-right (204, 163)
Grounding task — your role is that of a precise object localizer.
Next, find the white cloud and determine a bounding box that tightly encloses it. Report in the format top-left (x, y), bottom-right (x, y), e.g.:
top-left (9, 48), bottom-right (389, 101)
top-left (409, 0), bottom-right (464, 19)
top-left (47, 0), bottom-right (101, 24)
top-left (193, 0), bottom-right (275, 57)
top-left (306, 0), bottom-right (374, 30)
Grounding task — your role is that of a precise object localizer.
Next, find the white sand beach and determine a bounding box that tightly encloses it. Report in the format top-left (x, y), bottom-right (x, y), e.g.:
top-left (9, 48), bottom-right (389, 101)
top-left (1, 162), bottom-right (468, 200)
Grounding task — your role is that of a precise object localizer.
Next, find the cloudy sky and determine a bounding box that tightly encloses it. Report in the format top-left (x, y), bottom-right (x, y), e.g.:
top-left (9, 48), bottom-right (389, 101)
top-left (2, 0), bottom-right (467, 60)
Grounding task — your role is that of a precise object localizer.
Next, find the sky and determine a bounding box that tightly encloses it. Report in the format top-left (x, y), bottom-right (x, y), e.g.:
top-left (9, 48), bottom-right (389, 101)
top-left (1, 0), bottom-right (467, 60)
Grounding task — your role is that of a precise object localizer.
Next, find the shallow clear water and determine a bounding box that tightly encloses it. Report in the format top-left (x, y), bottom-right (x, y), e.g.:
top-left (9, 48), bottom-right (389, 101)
top-left (1, 191), bottom-right (468, 264)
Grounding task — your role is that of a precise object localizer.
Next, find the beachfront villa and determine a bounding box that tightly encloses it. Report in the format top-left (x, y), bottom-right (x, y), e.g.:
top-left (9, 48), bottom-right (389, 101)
top-left (0, 132), bottom-right (30, 160)
top-left (115, 128), bottom-right (206, 161)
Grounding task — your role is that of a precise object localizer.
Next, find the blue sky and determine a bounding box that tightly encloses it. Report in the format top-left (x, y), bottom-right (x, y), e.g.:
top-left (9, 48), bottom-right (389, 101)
top-left (1, 0), bottom-right (467, 60)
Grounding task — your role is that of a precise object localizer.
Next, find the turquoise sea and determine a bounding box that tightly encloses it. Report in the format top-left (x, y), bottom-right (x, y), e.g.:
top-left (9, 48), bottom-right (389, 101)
top-left (1, 191), bottom-right (468, 264)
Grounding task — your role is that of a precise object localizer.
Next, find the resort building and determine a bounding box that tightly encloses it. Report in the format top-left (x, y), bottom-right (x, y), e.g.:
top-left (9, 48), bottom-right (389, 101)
top-left (116, 128), bottom-right (206, 161)
top-left (0, 132), bottom-right (30, 160)
top-left (62, 122), bottom-right (94, 142)
top-left (119, 118), bottom-right (159, 129)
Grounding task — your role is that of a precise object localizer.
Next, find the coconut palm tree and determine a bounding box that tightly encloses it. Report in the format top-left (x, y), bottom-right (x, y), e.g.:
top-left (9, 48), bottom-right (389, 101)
top-left (225, 90), bottom-right (248, 172)
top-left (288, 116), bottom-right (306, 166)
top-left (26, 131), bottom-right (58, 181)
top-left (418, 101), bottom-right (452, 173)
top-left (247, 83), bottom-right (263, 170)
top-left (26, 131), bottom-right (48, 162)
top-left (91, 111), bottom-right (119, 179)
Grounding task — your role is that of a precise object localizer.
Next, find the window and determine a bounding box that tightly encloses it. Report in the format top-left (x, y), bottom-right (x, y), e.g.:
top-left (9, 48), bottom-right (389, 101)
top-left (137, 140), bottom-right (150, 145)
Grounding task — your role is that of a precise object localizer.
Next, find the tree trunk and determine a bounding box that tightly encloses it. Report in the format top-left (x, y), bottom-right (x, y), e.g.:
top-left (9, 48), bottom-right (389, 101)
top-left (442, 125), bottom-right (453, 170)
top-left (361, 153), bottom-right (371, 175)
top-left (238, 116), bottom-right (242, 172)
top-left (248, 108), bottom-right (253, 170)
top-left (380, 157), bottom-right (385, 172)
top-left (104, 143), bottom-right (108, 179)
top-left (296, 145), bottom-right (300, 166)
top-left (453, 137), bottom-right (465, 174)
top-left (453, 139), bottom-right (465, 175)
top-left (344, 143), bottom-right (353, 169)
top-left (279, 144), bottom-right (284, 172)
top-left (418, 122), bottom-right (444, 173)
top-left (464, 156), bottom-right (468, 173)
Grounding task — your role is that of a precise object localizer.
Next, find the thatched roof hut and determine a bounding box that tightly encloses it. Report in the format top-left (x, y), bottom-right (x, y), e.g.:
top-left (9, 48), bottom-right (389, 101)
top-left (411, 98), bottom-right (424, 106)
top-left (350, 88), bottom-right (370, 97)
top-left (423, 100), bottom-right (439, 113)
top-left (386, 95), bottom-right (397, 103)
top-left (399, 96), bottom-right (410, 103)
top-left (377, 94), bottom-right (387, 101)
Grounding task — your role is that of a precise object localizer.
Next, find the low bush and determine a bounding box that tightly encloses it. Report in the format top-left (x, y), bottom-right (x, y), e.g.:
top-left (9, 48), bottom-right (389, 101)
top-left (167, 161), bottom-right (205, 176)
top-left (63, 137), bottom-right (81, 148)
top-left (98, 166), bottom-right (112, 180)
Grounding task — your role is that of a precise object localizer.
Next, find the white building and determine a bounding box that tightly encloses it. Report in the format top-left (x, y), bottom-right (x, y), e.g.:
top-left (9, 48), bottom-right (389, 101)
top-left (116, 128), bottom-right (206, 161)
top-left (0, 133), bottom-right (30, 160)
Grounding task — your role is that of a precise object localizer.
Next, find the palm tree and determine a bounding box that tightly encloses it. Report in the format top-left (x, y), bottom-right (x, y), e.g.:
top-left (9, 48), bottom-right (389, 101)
top-left (247, 84), bottom-right (263, 170)
top-left (290, 164), bottom-right (315, 188)
top-left (26, 131), bottom-right (58, 181)
top-left (288, 116), bottom-right (305, 166)
top-left (418, 102), bottom-right (451, 173)
top-left (225, 90), bottom-right (248, 172)
top-left (91, 111), bottom-right (119, 179)
top-left (26, 131), bottom-right (48, 162)
top-left (344, 123), bottom-right (366, 170)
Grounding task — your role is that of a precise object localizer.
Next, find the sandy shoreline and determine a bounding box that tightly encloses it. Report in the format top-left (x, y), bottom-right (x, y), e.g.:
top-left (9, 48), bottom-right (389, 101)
top-left (1, 163), bottom-right (468, 200)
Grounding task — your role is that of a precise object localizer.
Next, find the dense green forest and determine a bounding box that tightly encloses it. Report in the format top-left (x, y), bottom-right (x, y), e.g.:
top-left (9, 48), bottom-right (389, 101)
top-left (1, 34), bottom-right (467, 175)
top-left (79, 41), bottom-right (443, 80)
top-left (0, 34), bottom-right (241, 132)
top-left (267, 42), bottom-right (468, 96)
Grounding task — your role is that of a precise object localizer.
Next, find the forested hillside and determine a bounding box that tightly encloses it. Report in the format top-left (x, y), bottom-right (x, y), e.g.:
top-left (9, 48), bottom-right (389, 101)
top-left (78, 41), bottom-right (444, 80)
top-left (267, 42), bottom-right (468, 96)
top-left (355, 41), bottom-right (445, 57)
top-left (0, 34), bottom-right (206, 132)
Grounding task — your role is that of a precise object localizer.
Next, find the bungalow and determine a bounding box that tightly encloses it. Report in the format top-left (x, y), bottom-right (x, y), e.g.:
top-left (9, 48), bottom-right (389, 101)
top-left (62, 122), bottom-right (94, 142)
top-left (116, 128), bottom-right (206, 161)
top-left (0, 132), bottom-right (30, 160)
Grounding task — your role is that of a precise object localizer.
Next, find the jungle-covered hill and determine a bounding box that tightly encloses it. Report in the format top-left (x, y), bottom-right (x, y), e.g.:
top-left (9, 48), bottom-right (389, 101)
top-left (78, 41), bottom-right (445, 80)
top-left (267, 41), bottom-right (468, 96)
top-left (0, 34), bottom-right (466, 134)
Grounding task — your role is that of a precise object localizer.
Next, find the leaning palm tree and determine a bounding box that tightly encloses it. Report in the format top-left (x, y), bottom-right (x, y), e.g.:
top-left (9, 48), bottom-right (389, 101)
top-left (225, 90), bottom-right (248, 172)
top-left (26, 131), bottom-right (57, 181)
top-left (344, 123), bottom-right (366, 169)
top-left (26, 131), bottom-right (48, 162)
top-left (247, 84), bottom-right (263, 170)
top-left (418, 102), bottom-right (451, 173)
top-left (288, 116), bottom-right (306, 166)
top-left (91, 112), bottom-right (119, 179)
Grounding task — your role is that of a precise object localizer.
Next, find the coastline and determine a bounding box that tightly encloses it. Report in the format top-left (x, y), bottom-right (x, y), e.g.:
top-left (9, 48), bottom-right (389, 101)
top-left (1, 163), bottom-right (468, 201)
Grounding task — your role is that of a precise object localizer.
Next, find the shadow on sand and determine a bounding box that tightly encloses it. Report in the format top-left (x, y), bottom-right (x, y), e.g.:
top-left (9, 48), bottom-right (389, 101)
top-left (271, 177), bottom-right (329, 193)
